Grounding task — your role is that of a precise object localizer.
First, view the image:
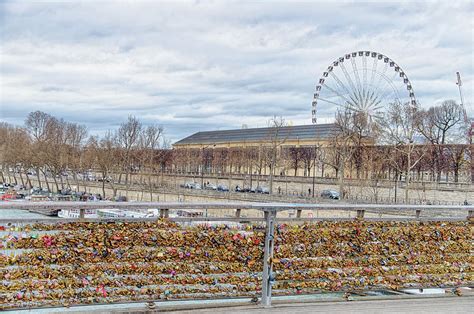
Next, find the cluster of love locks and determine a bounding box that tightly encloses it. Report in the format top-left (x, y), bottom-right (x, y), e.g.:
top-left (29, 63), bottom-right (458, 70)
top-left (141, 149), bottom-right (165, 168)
top-left (0, 219), bottom-right (472, 310)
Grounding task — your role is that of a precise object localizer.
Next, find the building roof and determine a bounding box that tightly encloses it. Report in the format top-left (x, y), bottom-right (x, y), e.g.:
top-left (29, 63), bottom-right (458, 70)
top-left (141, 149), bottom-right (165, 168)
top-left (173, 123), bottom-right (339, 146)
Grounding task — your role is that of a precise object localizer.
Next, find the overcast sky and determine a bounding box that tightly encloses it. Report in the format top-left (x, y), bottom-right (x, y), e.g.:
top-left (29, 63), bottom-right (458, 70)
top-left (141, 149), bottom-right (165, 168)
top-left (1, 1), bottom-right (473, 143)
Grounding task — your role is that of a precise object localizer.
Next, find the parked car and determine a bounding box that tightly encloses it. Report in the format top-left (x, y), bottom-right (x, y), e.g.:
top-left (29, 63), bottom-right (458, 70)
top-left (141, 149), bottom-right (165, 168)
top-left (235, 185), bottom-right (243, 192)
top-left (184, 182), bottom-right (195, 189)
top-left (256, 186), bottom-right (270, 194)
top-left (98, 176), bottom-right (112, 183)
top-left (1, 193), bottom-right (16, 201)
top-left (217, 184), bottom-right (229, 192)
top-left (205, 183), bottom-right (217, 190)
top-left (115, 195), bottom-right (127, 202)
top-left (31, 187), bottom-right (49, 195)
top-left (321, 190), bottom-right (340, 200)
top-left (60, 188), bottom-right (72, 195)
top-left (14, 184), bottom-right (25, 190)
top-left (185, 182), bottom-right (202, 190)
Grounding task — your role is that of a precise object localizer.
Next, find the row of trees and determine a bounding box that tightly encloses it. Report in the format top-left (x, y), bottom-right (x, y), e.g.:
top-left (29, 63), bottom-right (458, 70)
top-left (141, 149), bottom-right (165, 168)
top-left (0, 112), bottom-right (168, 199)
top-left (319, 100), bottom-right (471, 201)
top-left (0, 100), bottom-right (471, 201)
top-left (381, 100), bottom-right (470, 201)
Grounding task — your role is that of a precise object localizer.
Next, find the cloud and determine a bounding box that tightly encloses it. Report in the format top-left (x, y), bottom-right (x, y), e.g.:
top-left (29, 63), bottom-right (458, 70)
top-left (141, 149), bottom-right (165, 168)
top-left (0, 0), bottom-right (472, 142)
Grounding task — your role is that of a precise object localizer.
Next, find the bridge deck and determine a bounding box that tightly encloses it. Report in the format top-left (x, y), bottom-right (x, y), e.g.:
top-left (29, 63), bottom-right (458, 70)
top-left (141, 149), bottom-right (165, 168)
top-left (7, 295), bottom-right (474, 313)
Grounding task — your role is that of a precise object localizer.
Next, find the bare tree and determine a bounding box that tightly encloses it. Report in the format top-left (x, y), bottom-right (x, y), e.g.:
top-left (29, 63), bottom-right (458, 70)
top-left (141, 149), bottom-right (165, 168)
top-left (0, 123), bottom-right (8, 183)
top-left (86, 132), bottom-right (118, 198)
top-left (138, 125), bottom-right (164, 200)
top-left (265, 116), bottom-right (289, 194)
top-left (382, 102), bottom-right (425, 202)
top-left (251, 146), bottom-right (266, 189)
top-left (445, 144), bottom-right (470, 183)
top-left (0, 123), bottom-right (31, 186)
top-left (323, 109), bottom-right (371, 198)
top-left (418, 100), bottom-right (464, 144)
top-left (417, 100), bottom-right (465, 181)
top-left (64, 123), bottom-right (88, 191)
top-left (286, 147), bottom-right (303, 177)
top-left (25, 111), bottom-right (52, 142)
top-left (116, 116), bottom-right (142, 197)
top-left (365, 146), bottom-right (390, 203)
top-left (299, 146), bottom-right (318, 178)
top-left (24, 111), bottom-right (58, 191)
top-left (42, 117), bottom-right (68, 192)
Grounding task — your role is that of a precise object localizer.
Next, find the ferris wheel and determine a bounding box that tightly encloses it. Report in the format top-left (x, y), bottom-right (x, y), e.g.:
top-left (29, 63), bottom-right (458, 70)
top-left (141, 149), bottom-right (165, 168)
top-left (311, 51), bottom-right (417, 125)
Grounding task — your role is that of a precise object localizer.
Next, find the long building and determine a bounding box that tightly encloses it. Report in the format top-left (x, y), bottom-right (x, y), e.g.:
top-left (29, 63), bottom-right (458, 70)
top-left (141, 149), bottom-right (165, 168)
top-left (172, 123), bottom-right (472, 182)
top-left (173, 124), bottom-right (339, 148)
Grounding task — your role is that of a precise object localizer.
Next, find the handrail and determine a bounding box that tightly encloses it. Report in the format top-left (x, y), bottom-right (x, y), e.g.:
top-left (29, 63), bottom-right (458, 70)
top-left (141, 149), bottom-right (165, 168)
top-left (1, 201), bottom-right (472, 224)
top-left (1, 201), bottom-right (473, 211)
top-left (0, 217), bottom-right (468, 224)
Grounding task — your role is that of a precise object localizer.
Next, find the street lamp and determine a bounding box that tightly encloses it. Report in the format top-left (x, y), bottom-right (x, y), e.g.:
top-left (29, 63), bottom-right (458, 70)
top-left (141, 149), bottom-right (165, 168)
top-left (394, 169), bottom-right (398, 203)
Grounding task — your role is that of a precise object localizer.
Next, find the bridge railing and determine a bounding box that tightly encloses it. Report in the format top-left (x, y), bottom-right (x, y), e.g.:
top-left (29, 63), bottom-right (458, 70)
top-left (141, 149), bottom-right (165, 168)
top-left (0, 202), bottom-right (473, 309)
top-left (1, 201), bottom-right (473, 218)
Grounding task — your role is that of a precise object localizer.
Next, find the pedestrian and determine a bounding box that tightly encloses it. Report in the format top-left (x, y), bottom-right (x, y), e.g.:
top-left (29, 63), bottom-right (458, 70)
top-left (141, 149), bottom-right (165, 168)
top-left (278, 187), bottom-right (281, 194)
top-left (308, 188), bottom-right (311, 196)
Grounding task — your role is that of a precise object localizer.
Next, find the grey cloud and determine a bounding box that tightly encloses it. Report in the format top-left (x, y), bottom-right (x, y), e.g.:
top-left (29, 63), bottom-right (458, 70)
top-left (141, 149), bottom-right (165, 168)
top-left (0, 1), bottom-right (472, 143)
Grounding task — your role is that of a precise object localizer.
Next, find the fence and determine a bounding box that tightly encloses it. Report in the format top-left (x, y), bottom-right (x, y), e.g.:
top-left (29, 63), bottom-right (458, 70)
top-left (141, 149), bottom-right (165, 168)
top-left (0, 202), bottom-right (473, 310)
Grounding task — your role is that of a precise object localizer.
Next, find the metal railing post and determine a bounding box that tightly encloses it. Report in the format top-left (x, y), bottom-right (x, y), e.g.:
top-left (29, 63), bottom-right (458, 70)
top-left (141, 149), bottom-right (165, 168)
top-left (159, 208), bottom-right (169, 218)
top-left (415, 209), bottom-right (422, 219)
top-left (261, 209), bottom-right (276, 307)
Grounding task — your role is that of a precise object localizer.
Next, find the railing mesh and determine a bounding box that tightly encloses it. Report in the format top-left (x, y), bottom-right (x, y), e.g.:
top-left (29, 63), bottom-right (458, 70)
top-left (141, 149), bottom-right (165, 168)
top-left (1, 219), bottom-right (472, 310)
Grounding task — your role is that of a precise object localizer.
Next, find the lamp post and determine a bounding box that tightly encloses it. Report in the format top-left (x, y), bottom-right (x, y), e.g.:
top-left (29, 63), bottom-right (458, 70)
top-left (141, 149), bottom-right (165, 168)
top-left (394, 169), bottom-right (398, 203)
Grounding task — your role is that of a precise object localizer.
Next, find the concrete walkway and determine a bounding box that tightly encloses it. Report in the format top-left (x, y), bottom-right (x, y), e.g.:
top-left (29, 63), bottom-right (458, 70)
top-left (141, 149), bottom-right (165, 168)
top-left (17, 296), bottom-right (471, 314)
top-left (172, 297), bottom-right (474, 314)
